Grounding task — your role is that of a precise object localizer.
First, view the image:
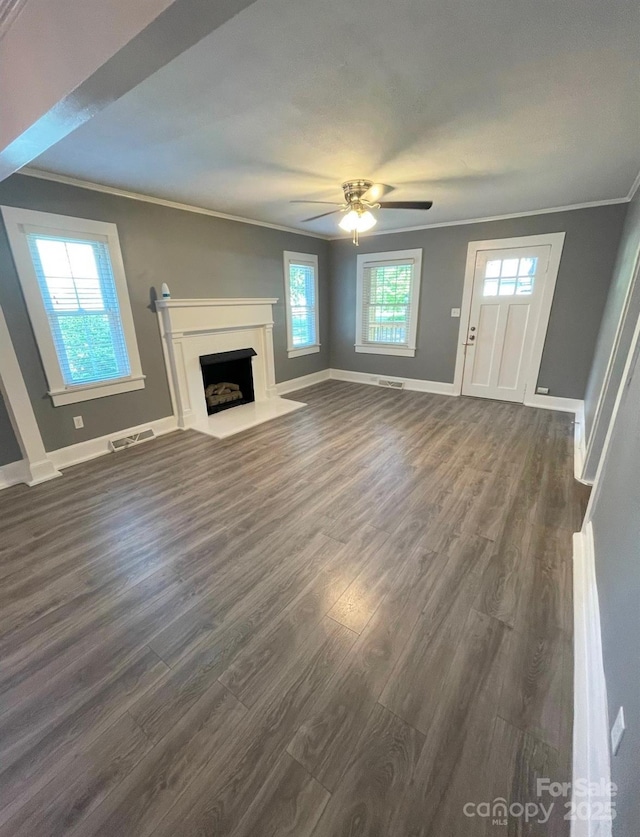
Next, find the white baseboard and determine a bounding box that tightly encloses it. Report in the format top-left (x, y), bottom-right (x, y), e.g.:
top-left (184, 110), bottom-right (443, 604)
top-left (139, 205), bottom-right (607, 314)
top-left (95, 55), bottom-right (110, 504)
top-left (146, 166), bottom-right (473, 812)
top-left (329, 368), bottom-right (457, 396)
top-left (275, 368), bottom-right (331, 395)
top-left (572, 522), bottom-right (612, 837)
top-left (0, 460), bottom-right (28, 489)
top-left (279, 370), bottom-right (585, 411)
top-left (10, 384), bottom-right (585, 479)
top-left (48, 415), bottom-right (179, 471)
top-left (524, 394), bottom-right (583, 413)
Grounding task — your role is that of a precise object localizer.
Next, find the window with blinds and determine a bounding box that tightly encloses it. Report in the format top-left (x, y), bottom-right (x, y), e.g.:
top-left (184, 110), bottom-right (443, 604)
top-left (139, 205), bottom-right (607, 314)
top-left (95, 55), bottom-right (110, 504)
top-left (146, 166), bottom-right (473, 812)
top-left (283, 251), bottom-right (320, 357)
top-left (26, 234), bottom-right (131, 387)
top-left (1, 206), bottom-right (145, 406)
top-left (356, 249), bottom-right (423, 357)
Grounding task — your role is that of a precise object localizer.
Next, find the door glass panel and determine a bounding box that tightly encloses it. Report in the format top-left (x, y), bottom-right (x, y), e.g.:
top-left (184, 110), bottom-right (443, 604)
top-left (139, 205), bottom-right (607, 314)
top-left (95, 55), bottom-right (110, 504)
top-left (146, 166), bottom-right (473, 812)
top-left (515, 256), bottom-right (537, 295)
top-left (485, 260), bottom-right (501, 278)
top-left (516, 276), bottom-right (534, 295)
top-left (501, 259), bottom-right (519, 277)
top-left (518, 257), bottom-right (536, 276)
top-left (483, 278), bottom-right (499, 296)
top-left (499, 278), bottom-right (516, 296)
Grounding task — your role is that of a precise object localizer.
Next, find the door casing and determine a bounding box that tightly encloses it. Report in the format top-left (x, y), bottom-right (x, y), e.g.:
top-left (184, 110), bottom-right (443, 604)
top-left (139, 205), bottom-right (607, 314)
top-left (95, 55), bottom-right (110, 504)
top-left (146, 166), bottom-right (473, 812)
top-left (452, 232), bottom-right (566, 401)
top-left (0, 305), bottom-right (60, 486)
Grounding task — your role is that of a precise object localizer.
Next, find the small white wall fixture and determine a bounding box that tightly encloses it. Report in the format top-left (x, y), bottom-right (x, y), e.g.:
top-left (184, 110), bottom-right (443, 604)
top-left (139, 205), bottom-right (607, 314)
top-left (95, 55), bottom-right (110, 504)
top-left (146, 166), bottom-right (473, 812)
top-left (453, 232), bottom-right (566, 401)
top-left (0, 305), bottom-right (61, 486)
top-left (156, 298), bottom-right (283, 431)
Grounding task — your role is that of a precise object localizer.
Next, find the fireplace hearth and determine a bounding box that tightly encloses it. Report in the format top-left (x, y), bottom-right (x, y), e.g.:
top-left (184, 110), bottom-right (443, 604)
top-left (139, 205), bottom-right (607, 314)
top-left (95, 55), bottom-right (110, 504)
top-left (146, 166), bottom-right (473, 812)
top-left (199, 348), bottom-right (257, 415)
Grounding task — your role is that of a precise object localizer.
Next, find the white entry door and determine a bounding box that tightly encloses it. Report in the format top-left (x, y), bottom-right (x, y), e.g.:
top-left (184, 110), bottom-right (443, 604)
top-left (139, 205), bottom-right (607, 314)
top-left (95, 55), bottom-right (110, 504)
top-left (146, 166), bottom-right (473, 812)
top-left (461, 245), bottom-right (551, 402)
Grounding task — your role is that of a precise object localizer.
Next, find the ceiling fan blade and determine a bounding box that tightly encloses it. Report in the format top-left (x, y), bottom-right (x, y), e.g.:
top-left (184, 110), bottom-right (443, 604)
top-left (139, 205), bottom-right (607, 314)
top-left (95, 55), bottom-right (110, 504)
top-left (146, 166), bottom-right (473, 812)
top-left (289, 200), bottom-right (343, 205)
top-left (302, 209), bottom-right (343, 222)
top-left (378, 200), bottom-right (433, 210)
top-left (362, 183), bottom-right (394, 202)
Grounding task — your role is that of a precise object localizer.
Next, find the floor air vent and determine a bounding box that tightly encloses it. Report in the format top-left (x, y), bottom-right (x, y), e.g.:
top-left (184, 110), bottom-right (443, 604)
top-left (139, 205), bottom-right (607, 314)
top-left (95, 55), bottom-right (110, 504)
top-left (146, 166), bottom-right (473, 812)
top-left (378, 379), bottom-right (404, 389)
top-left (109, 428), bottom-right (156, 452)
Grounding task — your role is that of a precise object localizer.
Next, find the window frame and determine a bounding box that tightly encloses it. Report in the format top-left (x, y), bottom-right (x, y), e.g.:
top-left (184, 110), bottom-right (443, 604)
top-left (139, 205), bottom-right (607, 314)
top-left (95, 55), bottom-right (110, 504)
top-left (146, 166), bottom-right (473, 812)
top-left (283, 250), bottom-right (320, 358)
top-left (355, 248), bottom-right (423, 357)
top-left (1, 206), bottom-right (144, 406)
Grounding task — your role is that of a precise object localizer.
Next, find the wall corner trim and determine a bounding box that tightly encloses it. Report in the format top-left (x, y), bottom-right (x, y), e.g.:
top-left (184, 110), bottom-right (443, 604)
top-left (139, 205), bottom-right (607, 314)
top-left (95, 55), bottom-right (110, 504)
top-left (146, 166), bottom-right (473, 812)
top-left (330, 368), bottom-right (457, 395)
top-left (0, 460), bottom-right (28, 490)
top-left (48, 415), bottom-right (179, 471)
top-left (571, 522), bottom-right (613, 837)
top-left (627, 167), bottom-right (640, 202)
top-left (275, 368), bottom-right (331, 395)
top-left (573, 401), bottom-right (592, 485)
top-left (0, 458), bottom-right (61, 490)
top-left (0, 305), bottom-right (62, 488)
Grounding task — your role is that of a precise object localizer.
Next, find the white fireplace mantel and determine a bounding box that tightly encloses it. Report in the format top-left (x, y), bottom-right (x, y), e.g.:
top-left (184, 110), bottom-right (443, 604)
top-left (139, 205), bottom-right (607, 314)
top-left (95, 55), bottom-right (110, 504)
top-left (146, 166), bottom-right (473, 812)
top-left (156, 297), bottom-right (304, 438)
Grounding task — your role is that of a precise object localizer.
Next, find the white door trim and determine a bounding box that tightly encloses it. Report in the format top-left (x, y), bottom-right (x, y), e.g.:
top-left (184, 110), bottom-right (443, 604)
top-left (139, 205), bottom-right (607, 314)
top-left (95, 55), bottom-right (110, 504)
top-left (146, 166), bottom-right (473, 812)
top-left (453, 232), bottom-right (566, 398)
top-left (0, 305), bottom-right (61, 486)
top-left (583, 242), bottom-right (640, 480)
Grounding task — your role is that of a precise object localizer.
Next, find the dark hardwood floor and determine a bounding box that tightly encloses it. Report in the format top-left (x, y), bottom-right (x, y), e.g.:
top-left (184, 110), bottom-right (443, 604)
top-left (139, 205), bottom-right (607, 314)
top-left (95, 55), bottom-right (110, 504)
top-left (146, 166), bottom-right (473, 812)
top-left (0, 381), bottom-right (589, 836)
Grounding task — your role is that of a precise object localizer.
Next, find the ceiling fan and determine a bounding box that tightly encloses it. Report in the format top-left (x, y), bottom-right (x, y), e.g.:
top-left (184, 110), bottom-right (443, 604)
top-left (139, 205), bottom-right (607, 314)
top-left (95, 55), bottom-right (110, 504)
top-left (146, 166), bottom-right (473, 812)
top-left (291, 179), bottom-right (433, 244)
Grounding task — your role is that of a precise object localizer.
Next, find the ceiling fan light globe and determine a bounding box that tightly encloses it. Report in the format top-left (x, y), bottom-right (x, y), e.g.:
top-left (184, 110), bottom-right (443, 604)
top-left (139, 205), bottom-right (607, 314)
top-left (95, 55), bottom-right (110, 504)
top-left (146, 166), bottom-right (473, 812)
top-left (339, 209), bottom-right (360, 232)
top-left (339, 209), bottom-right (377, 233)
top-left (357, 210), bottom-right (377, 232)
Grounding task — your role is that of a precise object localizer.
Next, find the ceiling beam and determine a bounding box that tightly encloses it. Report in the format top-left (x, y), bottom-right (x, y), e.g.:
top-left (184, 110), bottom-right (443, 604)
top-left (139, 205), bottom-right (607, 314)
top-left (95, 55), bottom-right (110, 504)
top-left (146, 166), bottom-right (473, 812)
top-left (0, 0), bottom-right (259, 181)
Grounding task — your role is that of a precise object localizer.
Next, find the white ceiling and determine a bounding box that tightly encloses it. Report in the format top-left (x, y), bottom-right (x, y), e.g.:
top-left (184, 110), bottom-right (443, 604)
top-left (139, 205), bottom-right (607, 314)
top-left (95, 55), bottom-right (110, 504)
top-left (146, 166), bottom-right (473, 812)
top-left (31, 0), bottom-right (640, 236)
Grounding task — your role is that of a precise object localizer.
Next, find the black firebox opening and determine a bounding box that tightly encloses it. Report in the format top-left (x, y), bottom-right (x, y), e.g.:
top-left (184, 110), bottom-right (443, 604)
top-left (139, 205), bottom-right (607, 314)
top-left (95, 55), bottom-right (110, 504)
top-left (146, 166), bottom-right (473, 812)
top-left (199, 348), bottom-right (257, 415)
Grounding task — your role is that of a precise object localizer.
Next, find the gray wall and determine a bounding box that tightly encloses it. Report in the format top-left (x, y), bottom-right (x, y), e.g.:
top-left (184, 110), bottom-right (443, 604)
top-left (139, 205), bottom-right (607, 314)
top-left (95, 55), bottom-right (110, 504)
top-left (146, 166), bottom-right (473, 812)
top-left (584, 190), bottom-right (640, 837)
top-left (330, 204), bottom-right (626, 399)
top-left (0, 393), bottom-right (21, 466)
top-left (0, 173), bottom-right (628, 461)
top-left (583, 193), bottom-right (640, 480)
top-left (0, 174), bottom-right (330, 452)
top-left (590, 333), bottom-right (640, 836)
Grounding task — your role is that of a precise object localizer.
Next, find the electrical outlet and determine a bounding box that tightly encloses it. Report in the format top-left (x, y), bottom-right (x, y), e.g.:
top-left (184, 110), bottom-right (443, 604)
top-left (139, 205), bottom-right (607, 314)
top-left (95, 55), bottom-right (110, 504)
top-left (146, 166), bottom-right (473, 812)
top-left (611, 707), bottom-right (625, 755)
top-left (73, 416), bottom-right (84, 429)
top-left (451, 308), bottom-right (461, 318)
top-left (536, 386), bottom-right (550, 395)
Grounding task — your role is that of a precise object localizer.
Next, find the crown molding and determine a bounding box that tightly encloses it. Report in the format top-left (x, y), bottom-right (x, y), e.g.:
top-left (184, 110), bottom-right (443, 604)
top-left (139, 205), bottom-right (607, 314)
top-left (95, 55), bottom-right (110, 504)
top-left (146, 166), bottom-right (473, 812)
top-left (17, 168), bottom-right (331, 241)
top-left (328, 196), bottom-right (631, 240)
top-left (627, 168), bottom-right (640, 202)
top-left (17, 166), bottom-right (637, 242)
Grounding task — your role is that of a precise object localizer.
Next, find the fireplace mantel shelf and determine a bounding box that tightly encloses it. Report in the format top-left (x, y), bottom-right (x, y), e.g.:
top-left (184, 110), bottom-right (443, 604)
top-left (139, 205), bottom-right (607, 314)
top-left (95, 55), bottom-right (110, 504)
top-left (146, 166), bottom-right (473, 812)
top-left (156, 297), bottom-right (278, 309)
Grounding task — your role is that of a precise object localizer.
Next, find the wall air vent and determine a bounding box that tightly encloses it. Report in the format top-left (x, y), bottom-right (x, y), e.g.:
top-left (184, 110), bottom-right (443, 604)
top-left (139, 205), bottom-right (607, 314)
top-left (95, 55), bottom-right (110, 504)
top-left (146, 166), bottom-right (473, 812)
top-left (378, 379), bottom-right (404, 389)
top-left (109, 428), bottom-right (156, 452)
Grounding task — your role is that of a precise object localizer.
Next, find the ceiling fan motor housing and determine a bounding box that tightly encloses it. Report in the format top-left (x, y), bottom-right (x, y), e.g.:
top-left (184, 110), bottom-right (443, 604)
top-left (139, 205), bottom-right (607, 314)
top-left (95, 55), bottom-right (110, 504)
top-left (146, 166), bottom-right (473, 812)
top-left (342, 180), bottom-right (374, 205)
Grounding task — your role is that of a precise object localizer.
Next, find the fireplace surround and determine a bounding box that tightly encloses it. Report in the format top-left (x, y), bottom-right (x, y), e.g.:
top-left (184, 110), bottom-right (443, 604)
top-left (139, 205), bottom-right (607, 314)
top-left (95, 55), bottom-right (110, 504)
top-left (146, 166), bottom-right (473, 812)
top-left (156, 298), bottom-right (305, 438)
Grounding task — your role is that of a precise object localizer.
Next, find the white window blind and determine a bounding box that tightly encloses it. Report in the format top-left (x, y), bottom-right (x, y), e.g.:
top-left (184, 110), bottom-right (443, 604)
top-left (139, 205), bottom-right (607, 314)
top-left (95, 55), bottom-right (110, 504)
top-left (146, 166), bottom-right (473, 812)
top-left (284, 251), bottom-right (320, 357)
top-left (25, 233), bottom-right (131, 387)
top-left (361, 259), bottom-right (414, 346)
top-left (356, 249), bottom-right (422, 357)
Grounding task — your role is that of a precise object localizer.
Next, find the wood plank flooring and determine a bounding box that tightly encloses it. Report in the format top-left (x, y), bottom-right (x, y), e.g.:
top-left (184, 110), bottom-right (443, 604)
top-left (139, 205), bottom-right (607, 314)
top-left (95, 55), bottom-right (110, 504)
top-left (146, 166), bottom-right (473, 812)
top-left (0, 381), bottom-right (589, 836)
